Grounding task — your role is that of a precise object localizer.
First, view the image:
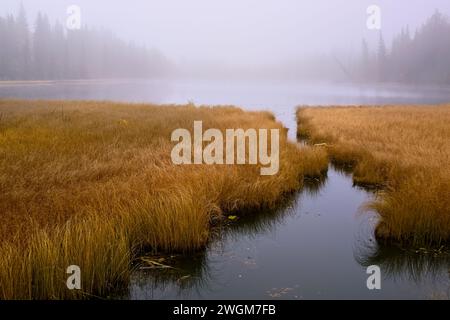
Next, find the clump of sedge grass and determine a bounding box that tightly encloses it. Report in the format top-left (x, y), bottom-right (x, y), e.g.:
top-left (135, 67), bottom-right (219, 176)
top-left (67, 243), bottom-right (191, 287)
top-left (297, 105), bottom-right (450, 246)
top-left (0, 100), bottom-right (328, 299)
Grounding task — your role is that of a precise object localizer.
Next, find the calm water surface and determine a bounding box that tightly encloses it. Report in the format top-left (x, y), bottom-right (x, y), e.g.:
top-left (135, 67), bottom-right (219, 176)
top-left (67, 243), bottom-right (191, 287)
top-left (2, 79), bottom-right (449, 299)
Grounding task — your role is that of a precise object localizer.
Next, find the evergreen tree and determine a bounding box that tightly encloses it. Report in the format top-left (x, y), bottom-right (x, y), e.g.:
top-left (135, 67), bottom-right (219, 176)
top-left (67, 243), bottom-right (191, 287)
top-left (360, 38), bottom-right (371, 81)
top-left (16, 3), bottom-right (30, 79)
top-left (33, 13), bottom-right (52, 79)
top-left (376, 33), bottom-right (388, 82)
top-left (0, 17), bottom-right (6, 79)
top-left (0, 5), bottom-right (172, 81)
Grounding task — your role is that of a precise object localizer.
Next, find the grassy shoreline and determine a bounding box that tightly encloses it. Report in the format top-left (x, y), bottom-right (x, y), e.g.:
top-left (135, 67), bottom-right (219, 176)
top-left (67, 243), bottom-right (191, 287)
top-left (297, 105), bottom-right (450, 247)
top-left (0, 100), bottom-right (328, 299)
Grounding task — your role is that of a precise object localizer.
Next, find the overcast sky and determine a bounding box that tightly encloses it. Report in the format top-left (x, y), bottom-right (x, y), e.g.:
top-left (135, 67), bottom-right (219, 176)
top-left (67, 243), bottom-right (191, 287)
top-left (2, 0), bottom-right (450, 65)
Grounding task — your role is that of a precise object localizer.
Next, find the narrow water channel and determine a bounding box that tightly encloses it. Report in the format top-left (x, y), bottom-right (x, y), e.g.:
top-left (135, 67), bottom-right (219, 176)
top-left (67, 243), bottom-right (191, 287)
top-left (128, 99), bottom-right (450, 300)
top-left (129, 165), bottom-right (450, 299)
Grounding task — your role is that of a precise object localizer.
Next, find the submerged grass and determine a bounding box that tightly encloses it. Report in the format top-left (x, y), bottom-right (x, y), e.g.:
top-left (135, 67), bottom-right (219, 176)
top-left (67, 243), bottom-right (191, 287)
top-left (297, 105), bottom-right (450, 246)
top-left (0, 100), bottom-right (328, 299)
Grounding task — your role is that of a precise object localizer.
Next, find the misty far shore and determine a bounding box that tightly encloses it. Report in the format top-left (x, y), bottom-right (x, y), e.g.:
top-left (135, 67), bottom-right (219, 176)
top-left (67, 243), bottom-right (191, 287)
top-left (1, 6), bottom-right (450, 85)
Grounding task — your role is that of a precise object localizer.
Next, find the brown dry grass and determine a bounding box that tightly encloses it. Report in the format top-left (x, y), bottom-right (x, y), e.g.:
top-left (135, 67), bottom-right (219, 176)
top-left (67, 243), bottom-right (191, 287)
top-left (297, 105), bottom-right (450, 246)
top-left (0, 100), bottom-right (328, 299)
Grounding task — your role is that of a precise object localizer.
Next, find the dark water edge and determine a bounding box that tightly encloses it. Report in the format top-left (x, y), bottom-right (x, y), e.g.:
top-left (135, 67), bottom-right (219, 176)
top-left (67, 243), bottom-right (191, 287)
top-left (2, 79), bottom-right (449, 299)
top-left (126, 165), bottom-right (450, 300)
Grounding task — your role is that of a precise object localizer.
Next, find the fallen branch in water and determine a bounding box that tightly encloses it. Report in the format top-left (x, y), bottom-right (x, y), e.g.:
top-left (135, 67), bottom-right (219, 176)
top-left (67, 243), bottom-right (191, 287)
top-left (139, 257), bottom-right (176, 269)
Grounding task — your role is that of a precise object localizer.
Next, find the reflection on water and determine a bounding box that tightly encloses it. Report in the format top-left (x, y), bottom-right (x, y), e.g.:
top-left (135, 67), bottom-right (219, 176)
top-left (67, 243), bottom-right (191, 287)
top-left (2, 79), bottom-right (449, 299)
top-left (129, 168), bottom-right (450, 300)
top-left (356, 240), bottom-right (450, 289)
top-left (130, 193), bottom-right (300, 299)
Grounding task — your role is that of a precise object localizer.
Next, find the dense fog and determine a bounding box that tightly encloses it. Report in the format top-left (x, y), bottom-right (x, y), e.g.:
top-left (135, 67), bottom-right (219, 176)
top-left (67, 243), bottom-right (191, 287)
top-left (1, 1), bottom-right (450, 83)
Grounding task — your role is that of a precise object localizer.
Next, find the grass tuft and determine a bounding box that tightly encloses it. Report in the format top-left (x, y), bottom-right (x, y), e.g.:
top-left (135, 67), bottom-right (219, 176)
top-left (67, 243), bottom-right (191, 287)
top-left (0, 99), bottom-right (328, 299)
top-left (297, 105), bottom-right (450, 246)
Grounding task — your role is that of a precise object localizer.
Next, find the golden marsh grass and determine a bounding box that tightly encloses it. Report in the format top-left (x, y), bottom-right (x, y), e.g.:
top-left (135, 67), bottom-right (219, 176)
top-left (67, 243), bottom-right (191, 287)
top-left (0, 100), bottom-right (328, 299)
top-left (297, 105), bottom-right (450, 246)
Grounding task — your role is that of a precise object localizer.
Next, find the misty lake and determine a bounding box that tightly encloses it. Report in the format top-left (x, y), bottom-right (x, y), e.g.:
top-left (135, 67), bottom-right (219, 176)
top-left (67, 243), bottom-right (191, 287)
top-left (2, 79), bottom-right (450, 299)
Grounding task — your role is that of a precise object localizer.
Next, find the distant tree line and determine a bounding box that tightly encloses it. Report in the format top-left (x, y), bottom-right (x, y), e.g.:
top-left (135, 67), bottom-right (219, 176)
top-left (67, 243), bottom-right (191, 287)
top-left (0, 5), bottom-right (170, 80)
top-left (358, 11), bottom-right (450, 84)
